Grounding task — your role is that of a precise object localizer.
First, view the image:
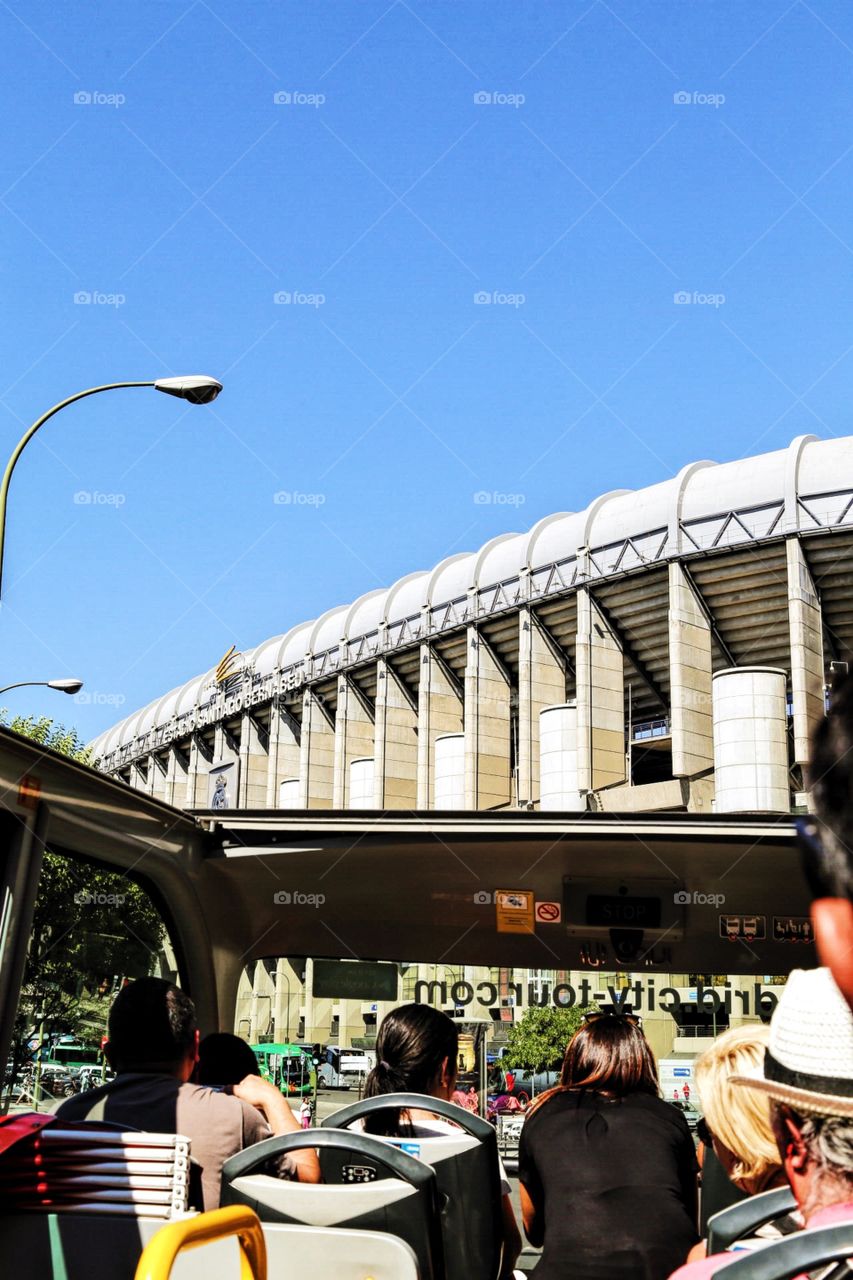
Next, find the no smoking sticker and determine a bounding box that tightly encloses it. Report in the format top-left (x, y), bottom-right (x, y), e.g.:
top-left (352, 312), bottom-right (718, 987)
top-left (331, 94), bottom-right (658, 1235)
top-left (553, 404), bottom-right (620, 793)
top-left (535, 901), bottom-right (562, 924)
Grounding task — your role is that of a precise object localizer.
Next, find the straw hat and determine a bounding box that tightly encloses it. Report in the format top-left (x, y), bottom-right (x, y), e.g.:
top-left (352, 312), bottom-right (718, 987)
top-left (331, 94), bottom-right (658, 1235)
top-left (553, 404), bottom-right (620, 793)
top-left (731, 968), bottom-right (853, 1117)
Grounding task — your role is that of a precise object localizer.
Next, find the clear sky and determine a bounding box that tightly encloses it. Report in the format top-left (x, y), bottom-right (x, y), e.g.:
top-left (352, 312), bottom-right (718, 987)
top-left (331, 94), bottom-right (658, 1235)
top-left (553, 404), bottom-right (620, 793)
top-left (1, 0), bottom-right (851, 741)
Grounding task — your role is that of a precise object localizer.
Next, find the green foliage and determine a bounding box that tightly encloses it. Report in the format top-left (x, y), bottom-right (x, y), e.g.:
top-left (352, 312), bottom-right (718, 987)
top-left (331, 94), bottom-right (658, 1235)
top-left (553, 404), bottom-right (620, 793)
top-left (503, 1005), bottom-right (593, 1073)
top-left (0, 712), bottom-right (93, 765)
top-left (3, 715), bottom-right (165, 1088)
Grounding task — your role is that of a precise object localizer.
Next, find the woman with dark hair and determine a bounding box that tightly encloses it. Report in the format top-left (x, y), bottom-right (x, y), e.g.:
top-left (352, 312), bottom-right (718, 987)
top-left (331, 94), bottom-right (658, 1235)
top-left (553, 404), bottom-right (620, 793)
top-left (518, 1013), bottom-right (698, 1280)
top-left (361, 1004), bottom-right (521, 1277)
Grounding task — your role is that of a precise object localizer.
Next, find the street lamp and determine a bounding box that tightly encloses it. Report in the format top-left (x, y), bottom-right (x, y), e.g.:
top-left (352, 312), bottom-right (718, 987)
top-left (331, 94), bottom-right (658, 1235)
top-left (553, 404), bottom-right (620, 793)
top-left (0, 678), bottom-right (84, 696)
top-left (0, 376), bottom-right (222, 597)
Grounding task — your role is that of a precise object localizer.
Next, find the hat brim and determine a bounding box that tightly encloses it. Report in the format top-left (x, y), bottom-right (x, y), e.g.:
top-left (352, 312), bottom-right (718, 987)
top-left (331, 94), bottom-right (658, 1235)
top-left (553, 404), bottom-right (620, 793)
top-left (731, 1066), bottom-right (853, 1118)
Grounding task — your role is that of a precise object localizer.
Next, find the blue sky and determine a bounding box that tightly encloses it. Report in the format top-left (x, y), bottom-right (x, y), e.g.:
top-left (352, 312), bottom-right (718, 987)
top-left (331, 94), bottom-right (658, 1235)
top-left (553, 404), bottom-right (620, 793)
top-left (1, 0), bottom-right (851, 739)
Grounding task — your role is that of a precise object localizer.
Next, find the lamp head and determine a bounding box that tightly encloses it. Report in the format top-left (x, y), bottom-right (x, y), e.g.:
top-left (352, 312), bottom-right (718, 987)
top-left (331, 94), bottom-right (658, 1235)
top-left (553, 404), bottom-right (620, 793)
top-left (154, 376), bottom-right (222, 405)
top-left (48, 679), bottom-right (84, 695)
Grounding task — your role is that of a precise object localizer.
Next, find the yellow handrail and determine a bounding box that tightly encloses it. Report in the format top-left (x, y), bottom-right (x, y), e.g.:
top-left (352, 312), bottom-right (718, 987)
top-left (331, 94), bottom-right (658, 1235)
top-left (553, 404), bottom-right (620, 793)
top-left (134, 1206), bottom-right (267, 1280)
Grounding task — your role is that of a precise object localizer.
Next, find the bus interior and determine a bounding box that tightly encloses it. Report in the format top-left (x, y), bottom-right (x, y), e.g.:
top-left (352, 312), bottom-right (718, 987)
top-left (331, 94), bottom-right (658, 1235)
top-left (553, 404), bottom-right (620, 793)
top-left (0, 725), bottom-right (814, 1279)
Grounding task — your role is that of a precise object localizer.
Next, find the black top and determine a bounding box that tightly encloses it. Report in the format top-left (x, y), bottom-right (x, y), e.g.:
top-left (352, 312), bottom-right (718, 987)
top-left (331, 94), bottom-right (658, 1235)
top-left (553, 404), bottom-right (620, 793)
top-left (518, 1090), bottom-right (699, 1280)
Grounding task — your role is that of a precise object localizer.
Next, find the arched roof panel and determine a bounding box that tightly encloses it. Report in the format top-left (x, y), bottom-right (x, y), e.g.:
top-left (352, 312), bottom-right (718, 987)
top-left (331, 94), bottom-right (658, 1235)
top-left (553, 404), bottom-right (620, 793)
top-left (343, 588), bottom-right (387, 639)
top-left (474, 532), bottom-right (527, 587)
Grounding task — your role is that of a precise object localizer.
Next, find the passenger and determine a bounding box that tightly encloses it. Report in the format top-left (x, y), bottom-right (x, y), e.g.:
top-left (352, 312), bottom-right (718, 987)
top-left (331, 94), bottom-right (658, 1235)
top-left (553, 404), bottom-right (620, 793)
top-left (518, 1011), bottom-right (698, 1280)
top-left (54, 978), bottom-right (320, 1209)
top-left (803, 671), bottom-right (853, 1009)
top-left (682, 1025), bottom-right (790, 1264)
top-left (361, 1003), bottom-right (521, 1279)
top-left (669, 967), bottom-right (853, 1278)
top-left (195, 1031), bottom-right (260, 1086)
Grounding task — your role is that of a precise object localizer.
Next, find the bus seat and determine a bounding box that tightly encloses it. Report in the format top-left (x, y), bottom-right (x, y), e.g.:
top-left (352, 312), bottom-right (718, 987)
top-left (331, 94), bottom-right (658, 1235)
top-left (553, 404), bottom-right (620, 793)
top-left (323, 1092), bottom-right (504, 1280)
top-left (221, 1129), bottom-right (443, 1280)
top-left (0, 1119), bottom-right (194, 1280)
top-left (706, 1186), bottom-right (798, 1254)
top-left (137, 1221), bottom-right (421, 1280)
top-left (720, 1221), bottom-right (853, 1278)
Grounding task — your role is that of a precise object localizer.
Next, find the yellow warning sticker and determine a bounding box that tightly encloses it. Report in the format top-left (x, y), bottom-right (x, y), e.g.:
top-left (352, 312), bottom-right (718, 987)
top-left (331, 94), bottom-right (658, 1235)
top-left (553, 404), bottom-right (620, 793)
top-left (496, 889), bottom-right (535, 934)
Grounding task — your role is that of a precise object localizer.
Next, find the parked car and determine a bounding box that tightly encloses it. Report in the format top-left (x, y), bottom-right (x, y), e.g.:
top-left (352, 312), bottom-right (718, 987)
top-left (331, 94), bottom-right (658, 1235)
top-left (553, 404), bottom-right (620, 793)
top-left (668, 1098), bottom-right (701, 1133)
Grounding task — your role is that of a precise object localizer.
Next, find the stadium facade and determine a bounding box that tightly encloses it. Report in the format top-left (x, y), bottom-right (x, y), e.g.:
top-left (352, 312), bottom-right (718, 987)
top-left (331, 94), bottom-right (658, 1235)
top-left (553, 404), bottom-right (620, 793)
top-left (93, 434), bottom-right (853, 1056)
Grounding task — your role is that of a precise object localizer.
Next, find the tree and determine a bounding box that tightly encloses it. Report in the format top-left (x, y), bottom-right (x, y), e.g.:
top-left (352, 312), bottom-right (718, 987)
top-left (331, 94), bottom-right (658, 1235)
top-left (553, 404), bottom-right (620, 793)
top-left (2, 714), bottom-right (166, 1090)
top-left (503, 1006), bottom-right (593, 1073)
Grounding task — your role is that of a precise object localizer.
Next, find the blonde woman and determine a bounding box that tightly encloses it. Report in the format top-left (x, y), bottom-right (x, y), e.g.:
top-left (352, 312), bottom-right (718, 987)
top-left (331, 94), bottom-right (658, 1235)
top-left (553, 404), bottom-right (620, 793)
top-left (685, 1024), bottom-right (788, 1264)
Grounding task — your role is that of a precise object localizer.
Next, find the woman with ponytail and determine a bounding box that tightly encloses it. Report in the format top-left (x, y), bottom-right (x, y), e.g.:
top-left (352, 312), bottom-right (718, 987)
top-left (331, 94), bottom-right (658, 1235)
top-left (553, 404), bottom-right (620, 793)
top-left (360, 1003), bottom-right (521, 1277)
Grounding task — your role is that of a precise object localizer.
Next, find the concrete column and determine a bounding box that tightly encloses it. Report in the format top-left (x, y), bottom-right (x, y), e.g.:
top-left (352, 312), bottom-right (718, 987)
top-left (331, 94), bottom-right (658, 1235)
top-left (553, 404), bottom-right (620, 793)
top-left (273, 958), bottom-right (299, 1043)
top-left (575, 588), bottom-right (625, 794)
top-left (166, 745), bottom-right (190, 809)
top-left (299, 692), bottom-right (335, 809)
top-left (237, 712), bottom-right (268, 808)
top-left (668, 562), bottom-right (714, 777)
top-left (186, 735), bottom-right (205, 808)
top-left (149, 754), bottom-right (169, 803)
top-left (518, 607), bottom-right (566, 807)
top-left (712, 667), bottom-right (789, 812)
top-left (265, 702), bottom-right (302, 807)
top-left (464, 627), bottom-right (512, 810)
top-left (332, 676), bottom-right (375, 809)
top-left (374, 659), bottom-right (418, 809)
top-left (787, 538), bottom-right (825, 769)
top-left (417, 644), bottom-right (464, 808)
top-left (303, 958), bottom-right (315, 1041)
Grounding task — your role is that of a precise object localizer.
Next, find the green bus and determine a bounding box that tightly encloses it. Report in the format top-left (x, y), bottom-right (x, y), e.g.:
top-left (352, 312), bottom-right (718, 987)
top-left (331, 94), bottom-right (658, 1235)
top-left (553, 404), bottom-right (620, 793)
top-left (251, 1042), bottom-right (315, 1096)
top-left (43, 1038), bottom-right (103, 1077)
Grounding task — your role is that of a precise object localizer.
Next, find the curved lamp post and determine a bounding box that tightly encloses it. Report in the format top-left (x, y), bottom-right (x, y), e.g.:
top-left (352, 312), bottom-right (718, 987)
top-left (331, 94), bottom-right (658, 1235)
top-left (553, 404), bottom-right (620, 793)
top-left (0, 375), bottom-right (222, 597)
top-left (0, 678), bottom-right (84, 697)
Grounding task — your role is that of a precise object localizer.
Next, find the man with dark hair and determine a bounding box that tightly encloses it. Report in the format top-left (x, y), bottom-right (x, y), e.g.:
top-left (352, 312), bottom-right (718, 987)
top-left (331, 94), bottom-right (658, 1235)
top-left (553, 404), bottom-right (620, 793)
top-left (803, 672), bottom-right (853, 1007)
top-left (56, 978), bottom-right (319, 1209)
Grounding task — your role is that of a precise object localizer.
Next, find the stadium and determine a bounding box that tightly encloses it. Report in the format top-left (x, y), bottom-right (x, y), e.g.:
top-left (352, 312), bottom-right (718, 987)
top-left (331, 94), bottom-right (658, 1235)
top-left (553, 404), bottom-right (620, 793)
top-left (90, 432), bottom-right (853, 1056)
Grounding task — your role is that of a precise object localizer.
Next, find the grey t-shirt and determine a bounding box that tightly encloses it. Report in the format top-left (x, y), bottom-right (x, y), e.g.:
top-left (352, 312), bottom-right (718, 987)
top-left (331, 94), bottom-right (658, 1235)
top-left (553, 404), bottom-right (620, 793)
top-left (55, 1072), bottom-right (291, 1211)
